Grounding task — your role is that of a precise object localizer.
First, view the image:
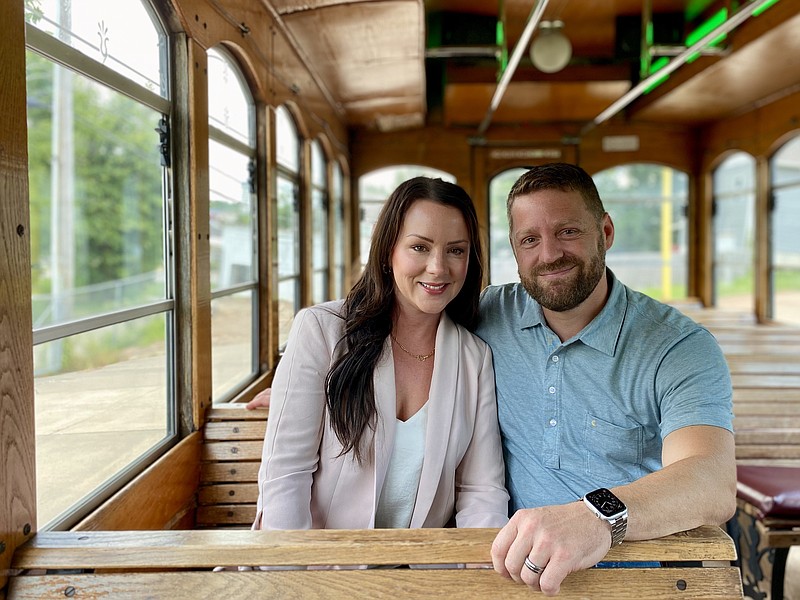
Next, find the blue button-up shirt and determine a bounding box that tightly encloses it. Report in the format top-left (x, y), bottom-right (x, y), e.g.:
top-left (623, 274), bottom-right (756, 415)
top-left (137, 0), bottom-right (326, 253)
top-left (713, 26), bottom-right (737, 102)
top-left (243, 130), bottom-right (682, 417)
top-left (476, 270), bottom-right (733, 513)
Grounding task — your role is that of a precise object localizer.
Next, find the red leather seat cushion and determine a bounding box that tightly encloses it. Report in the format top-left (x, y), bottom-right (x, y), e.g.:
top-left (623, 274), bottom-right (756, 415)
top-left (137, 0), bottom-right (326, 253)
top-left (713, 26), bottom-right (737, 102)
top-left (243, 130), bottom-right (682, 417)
top-left (736, 465), bottom-right (800, 519)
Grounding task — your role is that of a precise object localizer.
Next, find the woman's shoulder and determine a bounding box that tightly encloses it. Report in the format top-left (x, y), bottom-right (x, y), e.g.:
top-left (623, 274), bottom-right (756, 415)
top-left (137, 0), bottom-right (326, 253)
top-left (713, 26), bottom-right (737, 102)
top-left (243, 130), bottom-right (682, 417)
top-left (292, 300), bottom-right (346, 336)
top-left (299, 299), bottom-right (346, 320)
top-left (448, 317), bottom-right (491, 355)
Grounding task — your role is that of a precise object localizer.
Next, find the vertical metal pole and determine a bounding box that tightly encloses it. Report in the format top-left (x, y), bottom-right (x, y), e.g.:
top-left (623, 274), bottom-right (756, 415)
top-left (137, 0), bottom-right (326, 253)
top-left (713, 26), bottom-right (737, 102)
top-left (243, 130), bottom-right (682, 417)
top-left (49, 0), bottom-right (75, 371)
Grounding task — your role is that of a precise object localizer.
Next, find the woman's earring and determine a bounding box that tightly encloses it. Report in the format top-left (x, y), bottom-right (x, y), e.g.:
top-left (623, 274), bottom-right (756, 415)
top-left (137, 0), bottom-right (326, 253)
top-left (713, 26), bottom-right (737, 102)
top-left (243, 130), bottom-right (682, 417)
top-left (383, 264), bottom-right (392, 274)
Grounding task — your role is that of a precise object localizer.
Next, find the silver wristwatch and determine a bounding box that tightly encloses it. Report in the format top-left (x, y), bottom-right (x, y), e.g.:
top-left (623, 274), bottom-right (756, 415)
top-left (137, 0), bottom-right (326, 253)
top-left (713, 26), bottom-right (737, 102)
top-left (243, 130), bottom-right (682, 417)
top-left (582, 487), bottom-right (628, 546)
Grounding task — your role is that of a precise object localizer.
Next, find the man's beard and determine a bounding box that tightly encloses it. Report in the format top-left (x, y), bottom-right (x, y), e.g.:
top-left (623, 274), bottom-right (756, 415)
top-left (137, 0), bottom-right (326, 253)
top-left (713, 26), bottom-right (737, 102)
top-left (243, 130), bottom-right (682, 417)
top-left (519, 240), bottom-right (606, 312)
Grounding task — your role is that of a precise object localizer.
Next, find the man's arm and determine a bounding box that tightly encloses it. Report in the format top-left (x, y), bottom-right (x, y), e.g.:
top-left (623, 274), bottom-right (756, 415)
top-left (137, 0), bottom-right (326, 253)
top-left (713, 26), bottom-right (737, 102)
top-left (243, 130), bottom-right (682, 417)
top-left (620, 425), bottom-right (736, 540)
top-left (491, 424), bottom-right (736, 596)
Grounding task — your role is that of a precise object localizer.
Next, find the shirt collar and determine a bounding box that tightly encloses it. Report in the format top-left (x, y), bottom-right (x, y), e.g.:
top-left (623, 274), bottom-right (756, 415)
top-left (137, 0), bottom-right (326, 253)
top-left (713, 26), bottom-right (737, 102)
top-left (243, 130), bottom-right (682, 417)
top-left (518, 269), bottom-right (627, 357)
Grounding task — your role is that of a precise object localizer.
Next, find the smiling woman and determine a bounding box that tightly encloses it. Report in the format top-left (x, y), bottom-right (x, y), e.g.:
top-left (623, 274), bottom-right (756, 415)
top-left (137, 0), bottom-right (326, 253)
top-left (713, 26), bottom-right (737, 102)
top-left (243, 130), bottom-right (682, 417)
top-left (252, 176), bottom-right (509, 532)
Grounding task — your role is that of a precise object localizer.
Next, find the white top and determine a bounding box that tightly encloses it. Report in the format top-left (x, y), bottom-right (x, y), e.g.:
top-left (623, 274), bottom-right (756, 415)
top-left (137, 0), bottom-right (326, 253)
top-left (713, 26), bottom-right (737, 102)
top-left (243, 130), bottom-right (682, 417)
top-left (374, 404), bottom-right (428, 528)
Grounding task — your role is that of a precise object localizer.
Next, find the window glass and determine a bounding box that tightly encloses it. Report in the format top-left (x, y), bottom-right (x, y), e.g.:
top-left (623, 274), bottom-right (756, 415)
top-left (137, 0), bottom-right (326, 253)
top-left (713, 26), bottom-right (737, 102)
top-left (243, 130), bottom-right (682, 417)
top-left (209, 140), bottom-right (255, 290)
top-left (489, 168), bottom-right (527, 285)
top-left (207, 47), bottom-right (258, 402)
top-left (28, 55), bottom-right (165, 329)
top-left (770, 137), bottom-right (800, 325)
top-left (311, 140), bottom-right (329, 304)
top-left (358, 166), bottom-right (454, 271)
top-left (34, 314), bottom-right (169, 526)
top-left (211, 291), bottom-right (256, 400)
top-left (276, 105), bottom-right (299, 171)
top-left (25, 0), bottom-right (166, 95)
top-left (26, 0), bottom-right (172, 528)
top-left (277, 174), bottom-right (300, 347)
top-left (207, 48), bottom-right (252, 146)
top-left (332, 163), bottom-right (346, 299)
top-left (594, 164), bottom-right (689, 301)
top-left (713, 152), bottom-right (755, 313)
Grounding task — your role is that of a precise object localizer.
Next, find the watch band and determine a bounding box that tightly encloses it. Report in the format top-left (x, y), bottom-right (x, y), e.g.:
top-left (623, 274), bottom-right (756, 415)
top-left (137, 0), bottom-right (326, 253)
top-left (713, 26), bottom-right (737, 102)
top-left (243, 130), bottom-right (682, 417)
top-left (608, 513), bottom-right (628, 546)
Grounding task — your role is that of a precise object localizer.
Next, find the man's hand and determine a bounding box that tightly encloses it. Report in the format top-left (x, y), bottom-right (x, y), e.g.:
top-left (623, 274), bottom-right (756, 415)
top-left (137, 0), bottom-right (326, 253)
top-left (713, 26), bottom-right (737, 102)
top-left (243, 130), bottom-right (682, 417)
top-left (491, 502), bottom-right (614, 596)
top-left (246, 388), bottom-right (271, 410)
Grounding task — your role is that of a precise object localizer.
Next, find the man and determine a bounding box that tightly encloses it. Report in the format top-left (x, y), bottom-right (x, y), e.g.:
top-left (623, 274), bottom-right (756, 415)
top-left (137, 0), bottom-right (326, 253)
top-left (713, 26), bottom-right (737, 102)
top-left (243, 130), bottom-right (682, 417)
top-left (479, 163), bottom-right (735, 595)
top-left (247, 162), bottom-right (736, 596)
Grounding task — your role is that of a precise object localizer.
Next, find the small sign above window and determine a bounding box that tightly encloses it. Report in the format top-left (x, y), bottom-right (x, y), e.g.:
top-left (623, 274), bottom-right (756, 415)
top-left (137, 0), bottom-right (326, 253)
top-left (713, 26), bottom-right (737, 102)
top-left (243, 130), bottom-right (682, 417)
top-left (602, 135), bottom-right (640, 152)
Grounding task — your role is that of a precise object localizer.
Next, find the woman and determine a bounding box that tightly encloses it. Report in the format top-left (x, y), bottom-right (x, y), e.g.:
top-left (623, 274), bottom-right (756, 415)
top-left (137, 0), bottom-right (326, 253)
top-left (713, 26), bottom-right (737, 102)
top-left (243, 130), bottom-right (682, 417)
top-left (254, 176), bottom-right (508, 531)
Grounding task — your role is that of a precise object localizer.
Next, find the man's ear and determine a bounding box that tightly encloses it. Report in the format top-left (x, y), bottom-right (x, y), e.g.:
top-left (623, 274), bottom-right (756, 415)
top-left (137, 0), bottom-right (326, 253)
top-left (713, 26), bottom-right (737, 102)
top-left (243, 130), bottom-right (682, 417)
top-left (602, 213), bottom-right (615, 251)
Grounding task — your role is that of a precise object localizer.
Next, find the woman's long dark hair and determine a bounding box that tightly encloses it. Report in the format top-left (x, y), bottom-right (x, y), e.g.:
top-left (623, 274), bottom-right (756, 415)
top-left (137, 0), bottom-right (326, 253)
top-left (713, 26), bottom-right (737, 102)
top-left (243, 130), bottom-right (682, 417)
top-left (325, 176), bottom-right (483, 464)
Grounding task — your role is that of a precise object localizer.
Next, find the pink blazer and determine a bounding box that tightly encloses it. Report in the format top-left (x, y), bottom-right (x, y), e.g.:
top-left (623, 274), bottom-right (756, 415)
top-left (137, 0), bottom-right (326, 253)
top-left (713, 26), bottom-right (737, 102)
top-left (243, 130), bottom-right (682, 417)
top-left (253, 300), bottom-right (509, 530)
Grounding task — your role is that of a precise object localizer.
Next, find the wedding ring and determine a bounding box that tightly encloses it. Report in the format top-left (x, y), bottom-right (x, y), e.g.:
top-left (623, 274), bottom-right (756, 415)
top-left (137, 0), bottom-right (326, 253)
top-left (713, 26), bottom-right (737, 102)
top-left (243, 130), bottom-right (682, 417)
top-left (524, 557), bottom-right (544, 575)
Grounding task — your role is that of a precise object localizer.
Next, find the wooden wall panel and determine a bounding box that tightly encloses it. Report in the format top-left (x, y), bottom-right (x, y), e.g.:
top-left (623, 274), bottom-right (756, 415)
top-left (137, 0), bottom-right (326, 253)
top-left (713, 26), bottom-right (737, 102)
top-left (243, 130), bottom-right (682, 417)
top-left (0, 0), bottom-right (36, 591)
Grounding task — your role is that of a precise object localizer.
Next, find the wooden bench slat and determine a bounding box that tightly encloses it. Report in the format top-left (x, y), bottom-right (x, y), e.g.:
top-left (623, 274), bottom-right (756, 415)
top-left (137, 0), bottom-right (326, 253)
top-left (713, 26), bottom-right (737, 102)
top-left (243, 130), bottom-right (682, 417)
top-left (198, 484), bottom-right (258, 505)
top-left (7, 567), bottom-right (744, 600)
top-left (203, 421), bottom-right (266, 441)
top-left (717, 344), bottom-right (800, 355)
top-left (733, 388), bottom-right (800, 402)
top-left (201, 441), bottom-right (263, 462)
top-left (735, 445), bottom-right (800, 459)
top-left (754, 521), bottom-right (800, 548)
top-left (734, 416), bottom-right (800, 428)
top-left (730, 374), bottom-right (800, 388)
top-left (11, 527), bottom-right (737, 570)
top-left (734, 429), bottom-right (800, 444)
top-left (200, 462), bottom-right (260, 483)
top-left (195, 505), bottom-right (256, 526)
top-left (205, 406), bottom-right (269, 421)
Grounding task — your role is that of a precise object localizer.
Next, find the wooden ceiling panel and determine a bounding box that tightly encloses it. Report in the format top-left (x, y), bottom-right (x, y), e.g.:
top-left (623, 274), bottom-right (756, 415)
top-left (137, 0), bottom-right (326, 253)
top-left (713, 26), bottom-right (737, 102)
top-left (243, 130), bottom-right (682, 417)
top-left (270, 0), bottom-right (376, 16)
top-left (634, 9), bottom-right (800, 123)
top-left (268, 0), bottom-right (800, 133)
top-left (282, 1), bottom-right (425, 128)
top-left (444, 81), bottom-right (631, 126)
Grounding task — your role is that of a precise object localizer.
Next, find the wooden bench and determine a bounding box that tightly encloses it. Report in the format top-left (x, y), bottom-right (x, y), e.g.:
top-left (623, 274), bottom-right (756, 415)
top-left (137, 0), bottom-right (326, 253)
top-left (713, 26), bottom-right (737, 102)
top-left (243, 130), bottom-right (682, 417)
top-left (730, 465), bottom-right (800, 600)
top-left (676, 308), bottom-right (800, 598)
top-left (196, 405), bottom-right (268, 529)
top-left (7, 526), bottom-right (743, 599)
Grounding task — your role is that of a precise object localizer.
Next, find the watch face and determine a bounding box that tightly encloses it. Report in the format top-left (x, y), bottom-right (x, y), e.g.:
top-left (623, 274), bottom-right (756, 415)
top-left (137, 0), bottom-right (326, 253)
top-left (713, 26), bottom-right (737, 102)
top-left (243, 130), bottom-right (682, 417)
top-left (586, 488), bottom-right (626, 517)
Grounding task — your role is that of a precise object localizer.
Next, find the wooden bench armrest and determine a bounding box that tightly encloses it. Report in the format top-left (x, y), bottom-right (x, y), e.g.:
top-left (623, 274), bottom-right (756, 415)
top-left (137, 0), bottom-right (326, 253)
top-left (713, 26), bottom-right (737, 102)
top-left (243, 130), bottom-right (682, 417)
top-left (8, 567), bottom-right (744, 599)
top-left (12, 526), bottom-right (737, 570)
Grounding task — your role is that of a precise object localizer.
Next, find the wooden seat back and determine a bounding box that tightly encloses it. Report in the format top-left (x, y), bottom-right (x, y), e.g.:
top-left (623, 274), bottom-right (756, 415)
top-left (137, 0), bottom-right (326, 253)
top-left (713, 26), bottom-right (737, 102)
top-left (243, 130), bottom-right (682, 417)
top-left (8, 526), bottom-right (743, 599)
top-left (196, 405), bottom-right (268, 528)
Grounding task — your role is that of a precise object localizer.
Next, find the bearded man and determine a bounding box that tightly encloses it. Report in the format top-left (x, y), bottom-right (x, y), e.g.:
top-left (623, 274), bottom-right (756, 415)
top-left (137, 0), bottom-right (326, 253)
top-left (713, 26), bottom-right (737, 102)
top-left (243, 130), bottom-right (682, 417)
top-left (476, 162), bottom-right (736, 596)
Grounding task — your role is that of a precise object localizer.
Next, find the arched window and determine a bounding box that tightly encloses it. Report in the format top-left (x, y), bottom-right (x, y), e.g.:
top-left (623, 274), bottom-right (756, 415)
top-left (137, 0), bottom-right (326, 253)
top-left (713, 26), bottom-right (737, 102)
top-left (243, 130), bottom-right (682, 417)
top-left (358, 166), bottom-right (455, 271)
top-left (26, 0), bottom-right (172, 529)
top-left (310, 139), bottom-right (329, 304)
top-left (712, 152), bottom-right (756, 313)
top-left (769, 137), bottom-right (800, 325)
top-left (276, 105), bottom-right (301, 347)
top-left (594, 164), bottom-right (689, 301)
top-left (488, 168), bottom-right (528, 285)
top-left (207, 47), bottom-right (258, 402)
top-left (331, 162), bottom-right (347, 299)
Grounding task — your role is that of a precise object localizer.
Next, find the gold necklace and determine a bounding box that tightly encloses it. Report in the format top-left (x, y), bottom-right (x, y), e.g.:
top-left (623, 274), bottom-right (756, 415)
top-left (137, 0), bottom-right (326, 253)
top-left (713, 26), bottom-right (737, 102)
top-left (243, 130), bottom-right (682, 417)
top-left (391, 334), bottom-right (435, 362)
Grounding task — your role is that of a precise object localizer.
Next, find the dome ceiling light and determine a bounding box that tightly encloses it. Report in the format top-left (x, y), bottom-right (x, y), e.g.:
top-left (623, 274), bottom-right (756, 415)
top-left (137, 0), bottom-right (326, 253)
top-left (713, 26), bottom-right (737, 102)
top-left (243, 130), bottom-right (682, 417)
top-left (530, 20), bottom-right (572, 73)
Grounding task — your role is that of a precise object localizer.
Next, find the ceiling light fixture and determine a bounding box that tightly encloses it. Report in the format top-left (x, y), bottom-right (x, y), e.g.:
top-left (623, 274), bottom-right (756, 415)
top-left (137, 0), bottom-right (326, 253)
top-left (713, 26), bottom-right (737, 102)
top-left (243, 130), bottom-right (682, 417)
top-left (530, 20), bottom-right (572, 73)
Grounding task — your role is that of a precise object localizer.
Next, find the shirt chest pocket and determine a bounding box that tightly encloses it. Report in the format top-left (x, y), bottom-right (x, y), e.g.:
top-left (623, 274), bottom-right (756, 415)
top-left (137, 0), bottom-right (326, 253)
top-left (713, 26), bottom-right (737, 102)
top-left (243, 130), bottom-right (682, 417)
top-left (584, 414), bottom-right (644, 485)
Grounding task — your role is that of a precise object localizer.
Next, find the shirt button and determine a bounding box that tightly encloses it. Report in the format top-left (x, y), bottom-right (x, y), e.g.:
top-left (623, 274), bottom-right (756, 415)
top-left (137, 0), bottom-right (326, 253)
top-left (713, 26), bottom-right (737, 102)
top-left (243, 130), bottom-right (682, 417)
top-left (552, 355), bottom-right (559, 362)
top-left (549, 418), bottom-right (557, 427)
top-left (548, 386), bottom-right (556, 394)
